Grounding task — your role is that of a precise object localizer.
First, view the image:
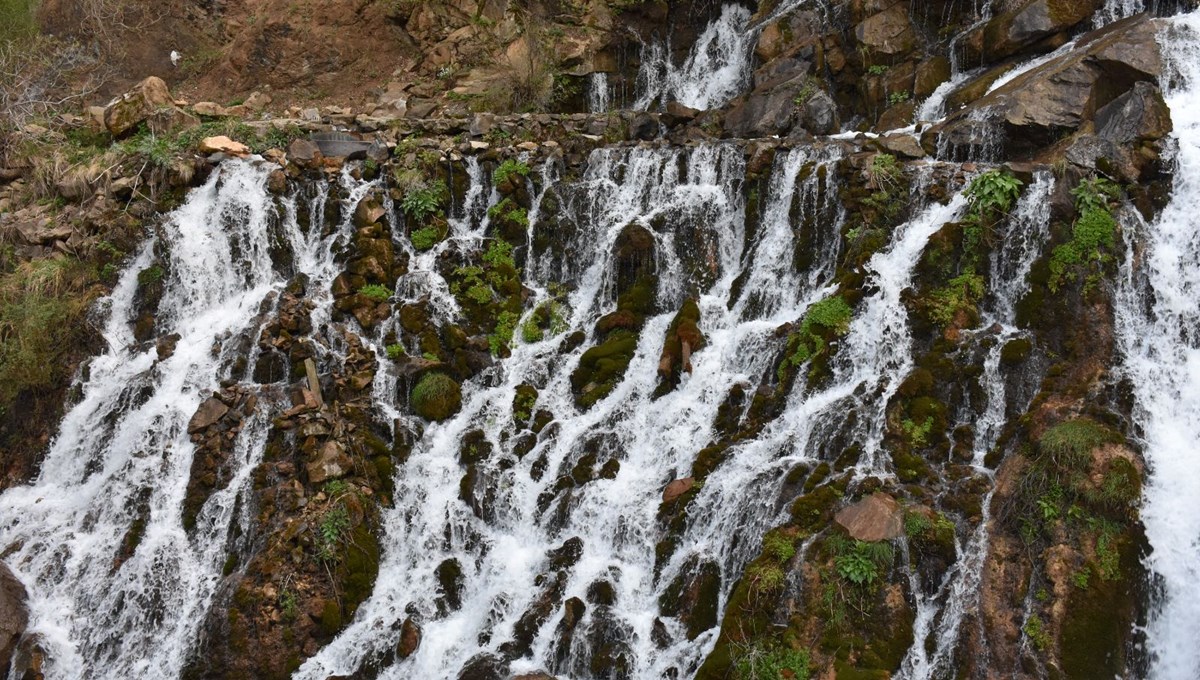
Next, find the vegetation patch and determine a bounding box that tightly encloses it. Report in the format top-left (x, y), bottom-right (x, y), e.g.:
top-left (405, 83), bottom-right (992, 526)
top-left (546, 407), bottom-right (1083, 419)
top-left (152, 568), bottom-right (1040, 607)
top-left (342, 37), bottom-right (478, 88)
top-left (410, 372), bottom-right (462, 421)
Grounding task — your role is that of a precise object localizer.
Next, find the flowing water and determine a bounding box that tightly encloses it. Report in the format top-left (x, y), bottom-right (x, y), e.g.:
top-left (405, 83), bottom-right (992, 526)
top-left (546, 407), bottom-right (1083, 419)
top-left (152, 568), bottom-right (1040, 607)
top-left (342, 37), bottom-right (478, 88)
top-left (0, 162), bottom-right (371, 679)
top-left (5, 4), bottom-right (1200, 680)
top-left (632, 1), bottom-right (809, 111)
top-left (1114, 12), bottom-right (1200, 680)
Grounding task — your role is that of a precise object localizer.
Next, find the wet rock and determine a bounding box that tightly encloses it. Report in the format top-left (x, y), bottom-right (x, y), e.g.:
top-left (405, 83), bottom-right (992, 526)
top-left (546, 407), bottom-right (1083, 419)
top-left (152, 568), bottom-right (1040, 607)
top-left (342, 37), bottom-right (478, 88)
top-left (397, 617), bottom-right (421, 658)
top-left (436, 558), bottom-right (465, 613)
top-left (155, 333), bottom-right (181, 360)
top-left (187, 396), bottom-right (229, 433)
top-left (835, 492), bottom-right (904, 541)
top-left (979, 0), bottom-right (1100, 61)
top-left (661, 477), bottom-right (695, 504)
top-left (659, 557), bottom-right (720, 641)
top-left (410, 372), bottom-right (462, 421)
top-left (612, 224), bottom-right (656, 298)
top-left (926, 14), bottom-right (1165, 157)
top-left (103, 76), bottom-right (176, 137)
top-left (1095, 81), bottom-right (1172, 145)
top-left (878, 133), bottom-right (926, 158)
top-left (0, 563), bottom-right (28, 675)
top-left (663, 101), bottom-right (699, 127)
top-left (586, 581), bottom-right (616, 606)
top-left (457, 653), bottom-right (506, 680)
top-left (547, 536), bottom-right (584, 571)
top-left (629, 113), bottom-right (659, 140)
top-left (513, 673), bottom-right (558, 680)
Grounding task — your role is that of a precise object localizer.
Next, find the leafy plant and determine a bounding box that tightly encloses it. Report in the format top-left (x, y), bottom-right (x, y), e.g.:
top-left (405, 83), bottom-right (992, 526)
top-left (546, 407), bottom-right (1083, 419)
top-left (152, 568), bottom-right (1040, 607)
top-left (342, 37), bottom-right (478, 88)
top-left (762, 531), bottom-right (797, 563)
top-left (902, 417), bottom-right (934, 448)
top-left (966, 169), bottom-right (1023, 219)
top-left (887, 90), bottom-right (911, 106)
top-left (1023, 613), bottom-right (1052, 651)
top-left (867, 64), bottom-right (889, 75)
top-left (778, 295), bottom-right (853, 379)
top-left (359, 284), bottom-right (392, 303)
top-left (492, 158), bottom-right (530, 186)
top-left (926, 271), bottom-right (984, 328)
top-left (385, 343), bottom-right (406, 360)
top-left (316, 506), bottom-right (350, 561)
top-left (401, 180), bottom-right (447, 222)
top-left (489, 310), bottom-right (519, 355)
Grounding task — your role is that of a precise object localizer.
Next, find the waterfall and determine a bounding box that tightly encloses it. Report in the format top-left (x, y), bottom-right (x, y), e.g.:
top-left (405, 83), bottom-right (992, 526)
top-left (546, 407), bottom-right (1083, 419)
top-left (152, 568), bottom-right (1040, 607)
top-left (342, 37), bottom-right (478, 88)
top-left (897, 171), bottom-right (1055, 680)
top-left (1096, 0), bottom-right (1146, 27)
top-left (587, 73), bottom-right (611, 114)
top-left (632, 1), bottom-right (809, 111)
top-left (1115, 12), bottom-right (1200, 679)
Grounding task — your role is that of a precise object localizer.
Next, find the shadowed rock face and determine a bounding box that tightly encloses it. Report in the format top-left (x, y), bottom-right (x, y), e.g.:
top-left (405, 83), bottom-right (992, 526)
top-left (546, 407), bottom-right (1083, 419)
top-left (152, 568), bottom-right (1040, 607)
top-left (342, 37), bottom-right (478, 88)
top-left (0, 564), bottom-right (27, 677)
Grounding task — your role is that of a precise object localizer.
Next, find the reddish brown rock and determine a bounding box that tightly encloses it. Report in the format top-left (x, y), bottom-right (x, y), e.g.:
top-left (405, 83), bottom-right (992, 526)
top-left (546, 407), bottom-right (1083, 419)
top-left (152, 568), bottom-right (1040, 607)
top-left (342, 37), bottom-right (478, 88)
top-left (662, 477), bottom-right (695, 504)
top-left (834, 492), bottom-right (903, 541)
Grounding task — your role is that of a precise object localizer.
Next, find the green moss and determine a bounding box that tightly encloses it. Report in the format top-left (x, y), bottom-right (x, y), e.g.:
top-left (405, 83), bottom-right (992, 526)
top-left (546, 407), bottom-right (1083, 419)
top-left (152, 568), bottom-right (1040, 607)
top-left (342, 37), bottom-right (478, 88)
top-left (571, 329), bottom-right (639, 408)
top-left (778, 295), bottom-right (853, 381)
top-left (411, 372), bottom-right (462, 421)
top-left (358, 284), bottom-right (392, 303)
top-left (925, 272), bottom-right (984, 328)
top-left (410, 225), bottom-right (443, 250)
top-left (1000, 337), bottom-right (1032, 365)
top-left (733, 645), bottom-right (810, 680)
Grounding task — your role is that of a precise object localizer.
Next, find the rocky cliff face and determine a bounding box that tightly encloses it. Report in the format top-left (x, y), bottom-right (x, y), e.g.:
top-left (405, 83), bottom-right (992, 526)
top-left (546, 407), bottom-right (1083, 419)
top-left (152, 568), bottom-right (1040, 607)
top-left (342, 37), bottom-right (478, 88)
top-left (0, 1), bottom-right (1196, 679)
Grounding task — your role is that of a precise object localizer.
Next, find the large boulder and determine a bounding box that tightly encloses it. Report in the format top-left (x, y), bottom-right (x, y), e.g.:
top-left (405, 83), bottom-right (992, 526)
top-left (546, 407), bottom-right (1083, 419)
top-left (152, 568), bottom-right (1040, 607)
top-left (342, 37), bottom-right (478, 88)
top-left (977, 0), bottom-right (1102, 61)
top-left (835, 492), bottom-right (904, 541)
top-left (0, 564), bottom-right (27, 675)
top-left (103, 76), bottom-right (177, 138)
top-left (924, 14), bottom-right (1166, 158)
top-left (855, 2), bottom-right (918, 59)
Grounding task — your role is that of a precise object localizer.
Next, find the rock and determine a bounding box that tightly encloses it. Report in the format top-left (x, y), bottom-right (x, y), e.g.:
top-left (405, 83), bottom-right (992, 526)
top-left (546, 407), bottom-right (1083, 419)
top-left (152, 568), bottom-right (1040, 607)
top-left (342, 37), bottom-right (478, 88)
top-left (855, 2), bottom-right (918, 58)
top-left (1095, 81), bottom-right (1172, 145)
top-left (914, 56), bottom-right (952, 98)
top-left (835, 492), bottom-right (904, 541)
top-left (879, 133), bottom-right (926, 158)
top-left (925, 15), bottom-right (1165, 157)
top-left (243, 91), bottom-right (272, 111)
top-left (155, 334), bottom-right (181, 360)
top-left (0, 563), bottom-right (28, 675)
top-left (301, 107), bottom-right (321, 122)
top-left (397, 617), bottom-right (421, 658)
top-left (457, 654), bottom-right (506, 680)
top-left (306, 441), bottom-right (350, 484)
top-left (514, 674), bottom-right (557, 680)
top-left (980, 0), bottom-right (1100, 61)
top-left (663, 101), bottom-right (700, 127)
top-left (469, 113), bottom-right (494, 137)
top-left (629, 113), bottom-right (659, 140)
top-left (15, 220), bottom-right (73, 245)
top-left (187, 396), bottom-right (229, 433)
top-left (199, 136), bottom-right (250, 157)
top-left (547, 536), bottom-right (585, 571)
top-left (267, 170), bottom-right (288, 195)
top-left (146, 107), bottom-right (200, 136)
top-left (103, 76), bottom-right (175, 137)
top-left (287, 138), bottom-right (323, 168)
top-left (797, 88), bottom-right (839, 136)
top-left (193, 102), bottom-right (227, 117)
top-left (410, 373), bottom-right (462, 421)
top-left (662, 477), bottom-right (695, 504)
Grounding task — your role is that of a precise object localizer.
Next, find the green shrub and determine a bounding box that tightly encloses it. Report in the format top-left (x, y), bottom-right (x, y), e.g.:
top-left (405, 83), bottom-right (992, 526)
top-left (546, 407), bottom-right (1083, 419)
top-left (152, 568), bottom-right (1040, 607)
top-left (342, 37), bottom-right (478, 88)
top-left (492, 158), bottom-right (530, 186)
top-left (762, 531), bottom-right (797, 563)
top-left (410, 225), bottom-right (441, 251)
top-left (0, 258), bottom-right (96, 408)
top-left (401, 180), bottom-right (448, 222)
top-left (1048, 176), bottom-right (1121, 292)
top-left (359, 284), bottom-right (392, 303)
top-left (966, 169), bottom-right (1023, 219)
top-left (385, 343), bottom-right (406, 360)
top-left (489, 310), bottom-right (519, 355)
top-left (887, 90), bottom-right (910, 106)
top-left (316, 506), bottom-right (350, 561)
top-left (733, 644), bottom-right (810, 680)
top-left (410, 372), bottom-right (462, 421)
top-left (926, 271), bottom-right (984, 328)
top-left (778, 295), bottom-right (853, 378)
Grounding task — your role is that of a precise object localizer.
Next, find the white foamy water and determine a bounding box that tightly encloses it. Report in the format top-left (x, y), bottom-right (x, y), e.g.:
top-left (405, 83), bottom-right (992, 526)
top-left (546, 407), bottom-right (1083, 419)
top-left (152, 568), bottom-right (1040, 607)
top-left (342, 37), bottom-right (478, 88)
top-left (1115, 12), bottom-right (1200, 680)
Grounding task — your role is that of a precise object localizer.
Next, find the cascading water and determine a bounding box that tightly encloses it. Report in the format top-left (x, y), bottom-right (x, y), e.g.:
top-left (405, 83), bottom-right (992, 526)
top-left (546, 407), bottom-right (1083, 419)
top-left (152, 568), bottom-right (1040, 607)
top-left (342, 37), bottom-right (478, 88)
top-left (898, 171), bottom-right (1055, 680)
top-left (0, 161), bottom-right (367, 678)
top-left (632, 1), bottom-right (809, 111)
top-left (1114, 12), bottom-right (1200, 680)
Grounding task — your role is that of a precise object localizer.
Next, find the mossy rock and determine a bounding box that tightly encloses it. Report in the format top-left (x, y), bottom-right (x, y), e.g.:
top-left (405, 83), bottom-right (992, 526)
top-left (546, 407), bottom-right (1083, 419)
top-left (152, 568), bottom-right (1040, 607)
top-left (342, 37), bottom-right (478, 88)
top-left (411, 372), bottom-right (462, 421)
top-left (1001, 337), bottom-right (1033, 365)
top-left (570, 329), bottom-right (639, 408)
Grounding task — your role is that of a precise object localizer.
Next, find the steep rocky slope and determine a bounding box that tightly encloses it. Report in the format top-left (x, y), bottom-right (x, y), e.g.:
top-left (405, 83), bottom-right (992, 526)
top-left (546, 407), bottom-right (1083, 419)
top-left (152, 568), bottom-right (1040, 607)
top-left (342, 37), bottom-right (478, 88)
top-left (0, 1), bottom-right (1197, 679)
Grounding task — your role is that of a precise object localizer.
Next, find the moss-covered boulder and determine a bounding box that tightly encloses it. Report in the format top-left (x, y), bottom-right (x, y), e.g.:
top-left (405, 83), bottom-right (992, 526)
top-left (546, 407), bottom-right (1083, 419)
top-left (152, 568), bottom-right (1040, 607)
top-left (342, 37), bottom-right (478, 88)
top-left (411, 372), bottom-right (462, 421)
